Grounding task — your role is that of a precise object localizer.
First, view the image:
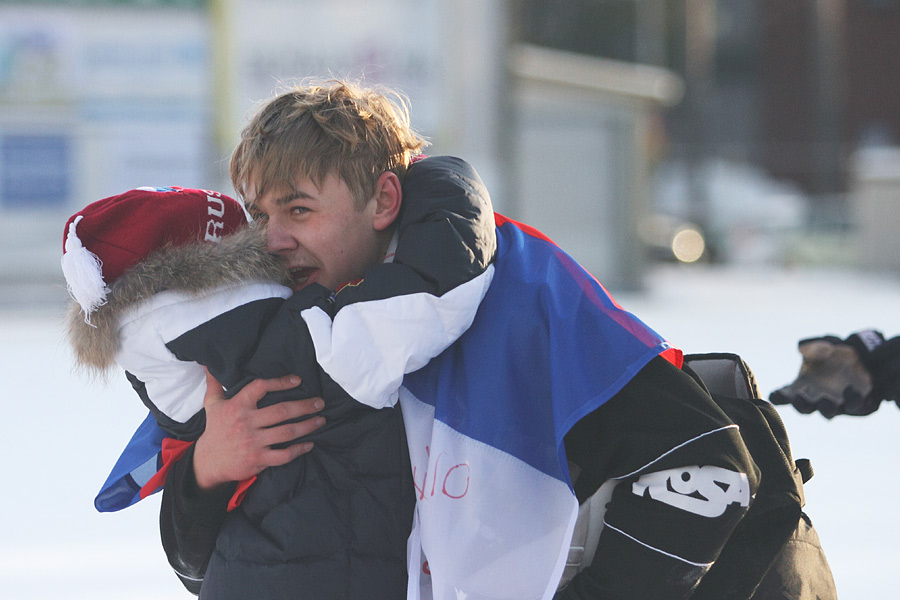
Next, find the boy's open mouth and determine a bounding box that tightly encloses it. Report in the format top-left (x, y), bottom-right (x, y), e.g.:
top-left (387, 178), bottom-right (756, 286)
top-left (289, 266), bottom-right (316, 289)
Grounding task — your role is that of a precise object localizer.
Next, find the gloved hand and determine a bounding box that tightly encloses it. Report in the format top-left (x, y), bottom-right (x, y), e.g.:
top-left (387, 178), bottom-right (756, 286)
top-left (769, 330), bottom-right (887, 418)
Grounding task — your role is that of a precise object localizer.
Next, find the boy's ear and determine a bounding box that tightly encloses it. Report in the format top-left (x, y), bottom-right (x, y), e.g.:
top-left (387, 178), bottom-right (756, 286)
top-left (372, 171), bottom-right (402, 231)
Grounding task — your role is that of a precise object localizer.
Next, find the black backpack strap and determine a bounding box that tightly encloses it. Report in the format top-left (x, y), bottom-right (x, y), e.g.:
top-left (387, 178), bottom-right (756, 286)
top-left (682, 352), bottom-right (761, 400)
top-left (683, 353), bottom-right (811, 599)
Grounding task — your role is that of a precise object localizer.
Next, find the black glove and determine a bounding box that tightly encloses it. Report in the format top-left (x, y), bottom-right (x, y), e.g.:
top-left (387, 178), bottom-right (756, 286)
top-left (769, 331), bottom-right (887, 418)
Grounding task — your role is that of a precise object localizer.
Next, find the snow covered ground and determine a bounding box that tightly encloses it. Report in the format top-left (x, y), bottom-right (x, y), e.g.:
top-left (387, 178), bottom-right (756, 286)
top-left (2, 263), bottom-right (899, 599)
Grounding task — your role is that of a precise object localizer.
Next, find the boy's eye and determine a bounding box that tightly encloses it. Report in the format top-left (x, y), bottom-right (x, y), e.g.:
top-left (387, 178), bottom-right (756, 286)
top-left (290, 206), bottom-right (310, 216)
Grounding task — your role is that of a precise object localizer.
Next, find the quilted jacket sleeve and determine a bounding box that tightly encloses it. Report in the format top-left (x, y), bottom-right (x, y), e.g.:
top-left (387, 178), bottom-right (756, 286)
top-left (558, 357), bottom-right (759, 600)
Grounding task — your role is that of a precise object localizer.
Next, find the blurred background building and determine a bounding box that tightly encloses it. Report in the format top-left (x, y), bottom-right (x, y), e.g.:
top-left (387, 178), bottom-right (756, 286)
top-left (2, 0), bottom-right (899, 308)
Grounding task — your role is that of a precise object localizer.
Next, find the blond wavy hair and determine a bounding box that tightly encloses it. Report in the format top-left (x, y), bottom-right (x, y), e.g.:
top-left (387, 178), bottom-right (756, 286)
top-left (231, 79), bottom-right (428, 209)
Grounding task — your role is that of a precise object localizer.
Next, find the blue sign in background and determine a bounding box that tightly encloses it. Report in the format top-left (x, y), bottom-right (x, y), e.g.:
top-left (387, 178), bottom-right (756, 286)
top-left (0, 133), bottom-right (71, 208)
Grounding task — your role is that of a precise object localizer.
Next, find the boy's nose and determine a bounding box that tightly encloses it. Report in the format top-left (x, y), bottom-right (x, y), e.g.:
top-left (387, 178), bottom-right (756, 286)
top-left (264, 221), bottom-right (296, 254)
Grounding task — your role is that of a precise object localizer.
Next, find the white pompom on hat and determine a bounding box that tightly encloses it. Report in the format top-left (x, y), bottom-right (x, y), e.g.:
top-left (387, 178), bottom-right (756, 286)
top-left (61, 186), bottom-right (248, 321)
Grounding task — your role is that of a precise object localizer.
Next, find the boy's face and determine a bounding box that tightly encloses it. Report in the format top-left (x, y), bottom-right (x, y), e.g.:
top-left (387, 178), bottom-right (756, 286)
top-left (249, 172), bottom-right (390, 292)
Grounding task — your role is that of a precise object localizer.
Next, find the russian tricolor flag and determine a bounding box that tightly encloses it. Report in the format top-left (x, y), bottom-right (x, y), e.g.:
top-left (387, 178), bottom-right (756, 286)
top-left (400, 215), bottom-right (677, 600)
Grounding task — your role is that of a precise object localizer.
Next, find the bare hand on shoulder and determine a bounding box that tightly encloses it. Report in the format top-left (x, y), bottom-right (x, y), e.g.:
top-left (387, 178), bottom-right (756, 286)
top-left (193, 371), bottom-right (325, 491)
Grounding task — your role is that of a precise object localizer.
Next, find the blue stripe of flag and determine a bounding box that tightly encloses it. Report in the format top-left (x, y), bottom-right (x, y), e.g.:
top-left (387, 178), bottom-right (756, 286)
top-left (402, 218), bottom-right (670, 485)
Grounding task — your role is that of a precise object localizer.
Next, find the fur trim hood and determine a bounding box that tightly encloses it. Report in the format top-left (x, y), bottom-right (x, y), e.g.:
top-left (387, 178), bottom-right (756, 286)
top-left (66, 226), bottom-right (291, 374)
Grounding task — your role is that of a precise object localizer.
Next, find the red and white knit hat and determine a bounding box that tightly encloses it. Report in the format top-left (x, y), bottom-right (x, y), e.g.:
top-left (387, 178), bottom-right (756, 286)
top-left (61, 186), bottom-right (248, 320)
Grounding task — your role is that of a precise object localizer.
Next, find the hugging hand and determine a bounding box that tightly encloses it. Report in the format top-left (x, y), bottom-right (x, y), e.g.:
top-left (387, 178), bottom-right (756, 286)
top-left (193, 371), bottom-right (326, 491)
